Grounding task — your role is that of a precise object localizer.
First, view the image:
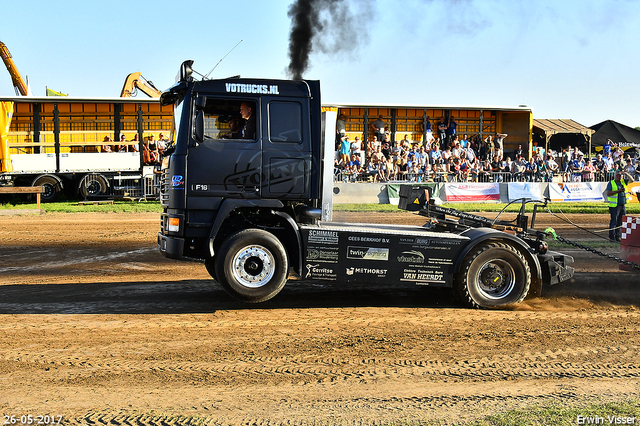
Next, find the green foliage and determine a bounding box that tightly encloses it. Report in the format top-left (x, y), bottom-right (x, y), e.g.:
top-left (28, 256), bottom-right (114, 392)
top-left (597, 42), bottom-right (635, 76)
top-left (466, 399), bottom-right (640, 426)
top-left (0, 199), bottom-right (162, 213)
top-left (1, 198), bottom-right (639, 215)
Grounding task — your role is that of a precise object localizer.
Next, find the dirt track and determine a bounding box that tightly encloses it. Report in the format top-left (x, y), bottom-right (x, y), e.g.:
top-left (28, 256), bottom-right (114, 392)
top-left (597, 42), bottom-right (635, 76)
top-left (0, 210), bottom-right (639, 425)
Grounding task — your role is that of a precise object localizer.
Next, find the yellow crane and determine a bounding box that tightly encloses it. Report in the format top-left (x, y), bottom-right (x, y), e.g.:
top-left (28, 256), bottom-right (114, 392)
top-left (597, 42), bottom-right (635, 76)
top-left (0, 40), bottom-right (28, 96)
top-left (120, 72), bottom-right (161, 98)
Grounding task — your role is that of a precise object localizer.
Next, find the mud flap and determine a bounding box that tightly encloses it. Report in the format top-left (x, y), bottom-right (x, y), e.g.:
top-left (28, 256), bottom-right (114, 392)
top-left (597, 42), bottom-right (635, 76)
top-left (539, 251), bottom-right (575, 286)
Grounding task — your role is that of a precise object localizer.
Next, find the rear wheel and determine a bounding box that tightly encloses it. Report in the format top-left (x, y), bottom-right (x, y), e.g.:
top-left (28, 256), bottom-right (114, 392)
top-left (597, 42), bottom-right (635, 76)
top-left (214, 229), bottom-right (288, 303)
top-left (455, 241), bottom-right (531, 309)
top-left (78, 174), bottom-right (108, 199)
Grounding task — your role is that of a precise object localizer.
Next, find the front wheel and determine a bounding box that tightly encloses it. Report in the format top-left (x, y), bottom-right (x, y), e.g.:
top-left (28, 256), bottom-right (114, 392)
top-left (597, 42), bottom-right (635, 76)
top-left (214, 229), bottom-right (288, 303)
top-left (32, 175), bottom-right (62, 202)
top-left (455, 241), bottom-right (531, 309)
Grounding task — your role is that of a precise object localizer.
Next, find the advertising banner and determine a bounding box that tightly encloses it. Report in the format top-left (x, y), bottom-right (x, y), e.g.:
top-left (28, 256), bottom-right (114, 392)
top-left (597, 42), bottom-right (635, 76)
top-left (445, 182), bottom-right (500, 202)
top-left (507, 182), bottom-right (542, 202)
top-left (387, 183), bottom-right (439, 205)
top-left (623, 182), bottom-right (640, 204)
top-left (549, 182), bottom-right (604, 202)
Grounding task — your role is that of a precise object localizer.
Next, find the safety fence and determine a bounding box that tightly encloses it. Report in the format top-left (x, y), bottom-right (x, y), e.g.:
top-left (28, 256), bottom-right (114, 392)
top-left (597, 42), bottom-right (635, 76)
top-left (78, 173), bottom-right (160, 201)
top-left (335, 169), bottom-right (636, 184)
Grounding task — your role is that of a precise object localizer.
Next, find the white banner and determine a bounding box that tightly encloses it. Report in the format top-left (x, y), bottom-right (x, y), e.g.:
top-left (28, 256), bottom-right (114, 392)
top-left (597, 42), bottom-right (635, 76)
top-left (508, 182), bottom-right (542, 202)
top-left (446, 183), bottom-right (500, 202)
top-left (549, 182), bottom-right (604, 202)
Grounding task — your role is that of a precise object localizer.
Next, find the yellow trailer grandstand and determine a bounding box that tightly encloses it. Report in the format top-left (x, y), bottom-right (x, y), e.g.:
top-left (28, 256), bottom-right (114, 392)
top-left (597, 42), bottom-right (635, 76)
top-left (330, 103), bottom-right (533, 156)
top-left (0, 96), bottom-right (173, 201)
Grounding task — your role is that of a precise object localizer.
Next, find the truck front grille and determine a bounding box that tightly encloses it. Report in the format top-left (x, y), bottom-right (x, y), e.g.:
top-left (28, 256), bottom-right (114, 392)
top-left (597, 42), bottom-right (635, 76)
top-left (160, 169), bottom-right (170, 207)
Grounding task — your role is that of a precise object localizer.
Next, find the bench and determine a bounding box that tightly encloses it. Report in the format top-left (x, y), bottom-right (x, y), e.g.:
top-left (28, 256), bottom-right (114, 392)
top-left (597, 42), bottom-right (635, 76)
top-left (0, 186), bottom-right (44, 209)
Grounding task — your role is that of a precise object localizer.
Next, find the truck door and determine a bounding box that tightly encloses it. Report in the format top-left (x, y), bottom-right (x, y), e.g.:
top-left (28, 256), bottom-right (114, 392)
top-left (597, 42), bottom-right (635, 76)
top-left (187, 98), bottom-right (262, 199)
top-left (261, 97), bottom-right (312, 200)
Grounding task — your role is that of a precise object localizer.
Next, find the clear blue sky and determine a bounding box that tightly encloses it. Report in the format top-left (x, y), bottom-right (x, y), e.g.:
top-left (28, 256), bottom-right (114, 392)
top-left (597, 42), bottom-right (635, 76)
top-left (1, 0), bottom-right (639, 128)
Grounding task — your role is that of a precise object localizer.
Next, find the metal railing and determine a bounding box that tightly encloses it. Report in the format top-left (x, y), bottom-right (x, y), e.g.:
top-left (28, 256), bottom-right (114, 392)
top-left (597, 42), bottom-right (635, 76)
top-left (334, 168), bottom-right (639, 184)
top-left (78, 173), bottom-right (160, 201)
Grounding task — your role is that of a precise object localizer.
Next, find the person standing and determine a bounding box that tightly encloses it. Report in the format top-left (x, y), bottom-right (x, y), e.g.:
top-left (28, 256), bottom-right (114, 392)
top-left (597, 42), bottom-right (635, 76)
top-left (350, 136), bottom-right (363, 160)
top-left (336, 113), bottom-right (346, 149)
top-left (447, 117), bottom-right (457, 147)
top-left (438, 118), bottom-right (447, 149)
top-left (424, 116), bottom-right (433, 143)
top-left (605, 171), bottom-right (634, 241)
top-left (339, 135), bottom-right (351, 169)
top-left (371, 115), bottom-right (386, 143)
top-left (603, 139), bottom-right (613, 157)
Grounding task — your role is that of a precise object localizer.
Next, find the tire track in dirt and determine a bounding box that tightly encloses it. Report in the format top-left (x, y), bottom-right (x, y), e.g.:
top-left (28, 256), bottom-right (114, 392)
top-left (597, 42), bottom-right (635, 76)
top-left (59, 384), bottom-right (640, 426)
top-left (0, 248), bottom-right (155, 273)
top-left (0, 309), bottom-right (638, 331)
top-left (3, 345), bottom-right (639, 385)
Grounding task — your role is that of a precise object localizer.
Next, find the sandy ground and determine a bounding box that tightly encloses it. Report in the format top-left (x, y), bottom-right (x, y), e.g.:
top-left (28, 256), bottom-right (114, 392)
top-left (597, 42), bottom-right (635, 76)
top-left (0, 210), bottom-right (639, 425)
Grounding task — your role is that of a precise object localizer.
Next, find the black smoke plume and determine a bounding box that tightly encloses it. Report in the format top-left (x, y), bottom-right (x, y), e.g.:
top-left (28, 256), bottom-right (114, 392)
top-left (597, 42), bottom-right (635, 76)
top-left (286, 0), bottom-right (367, 80)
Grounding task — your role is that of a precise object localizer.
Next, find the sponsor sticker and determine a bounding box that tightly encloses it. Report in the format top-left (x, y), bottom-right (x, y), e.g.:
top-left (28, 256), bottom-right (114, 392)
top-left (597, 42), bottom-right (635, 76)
top-left (346, 246), bottom-right (389, 261)
top-left (171, 175), bottom-right (184, 188)
top-left (401, 267), bottom-right (445, 284)
top-left (397, 250), bottom-right (425, 264)
top-left (305, 264), bottom-right (337, 280)
top-left (307, 230), bottom-right (339, 245)
top-left (306, 248), bottom-right (339, 263)
top-left (345, 267), bottom-right (388, 278)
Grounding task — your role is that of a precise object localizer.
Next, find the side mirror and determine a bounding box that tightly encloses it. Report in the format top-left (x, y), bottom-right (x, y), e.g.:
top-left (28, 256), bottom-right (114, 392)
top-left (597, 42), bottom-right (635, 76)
top-left (179, 60), bottom-right (194, 82)
top-left (194, 110), bottom-right (204, 146)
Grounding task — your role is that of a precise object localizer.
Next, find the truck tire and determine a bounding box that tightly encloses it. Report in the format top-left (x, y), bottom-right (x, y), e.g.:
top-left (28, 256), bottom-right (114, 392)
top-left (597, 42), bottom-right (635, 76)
top-left (78, 174), bottom-right (108, 199)
top-left (455, 241), bottom-right (531, 309)
top-left (214, 229), bottom-right (288, 303)
top-left (204, 258), bottom-right (217, 282)
top-left (32, 175), bottom-right (62, 202)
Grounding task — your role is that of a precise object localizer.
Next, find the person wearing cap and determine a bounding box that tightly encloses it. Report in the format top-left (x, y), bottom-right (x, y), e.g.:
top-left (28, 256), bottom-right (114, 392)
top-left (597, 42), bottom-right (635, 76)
top-left (605, 170), bottom-right (635, 241)
top-left (221, 114), bottom-right (245, 139)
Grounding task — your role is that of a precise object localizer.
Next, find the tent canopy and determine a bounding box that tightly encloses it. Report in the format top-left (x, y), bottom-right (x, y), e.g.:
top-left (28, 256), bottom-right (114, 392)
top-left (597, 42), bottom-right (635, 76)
top-left (590, 120), bottom-right (640, 150)
top-left (532, 119), bottom-right (593, 152)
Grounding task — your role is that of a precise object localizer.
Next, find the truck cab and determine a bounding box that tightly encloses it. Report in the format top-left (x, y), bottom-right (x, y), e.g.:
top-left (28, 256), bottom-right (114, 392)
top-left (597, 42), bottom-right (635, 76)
top-left (158, 62), bottom-right (326, 292)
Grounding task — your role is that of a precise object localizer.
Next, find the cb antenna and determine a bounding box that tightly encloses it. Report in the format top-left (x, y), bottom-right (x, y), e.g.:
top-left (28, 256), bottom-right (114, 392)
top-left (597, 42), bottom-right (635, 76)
top-left (204, 40), bottom-right (243, 80)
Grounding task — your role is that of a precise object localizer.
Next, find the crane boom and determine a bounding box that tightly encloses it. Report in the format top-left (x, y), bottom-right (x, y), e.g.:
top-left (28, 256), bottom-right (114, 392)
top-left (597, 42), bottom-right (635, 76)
top-left (0, 41), bottom-right (28, 96)
top-left (120, 72), bottom-right (161, 98)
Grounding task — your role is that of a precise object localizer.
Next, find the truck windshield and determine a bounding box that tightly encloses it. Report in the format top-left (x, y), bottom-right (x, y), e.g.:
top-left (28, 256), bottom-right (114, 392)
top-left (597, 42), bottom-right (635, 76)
top-left (199, 98), bottom-right (256, 141)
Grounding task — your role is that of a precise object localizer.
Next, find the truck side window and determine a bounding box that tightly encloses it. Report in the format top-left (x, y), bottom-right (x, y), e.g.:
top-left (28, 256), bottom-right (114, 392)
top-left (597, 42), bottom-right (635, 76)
top-left (268, 101), bottom-right (302, 143)
top-left (200, 99), bottom-right (256, 141)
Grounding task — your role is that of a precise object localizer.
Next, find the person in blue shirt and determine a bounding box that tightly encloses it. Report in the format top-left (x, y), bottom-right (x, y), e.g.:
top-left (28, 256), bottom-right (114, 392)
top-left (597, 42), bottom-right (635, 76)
top-left (603, 139), bottom-right (613, 156)
top-left (430, 145), bottom-right (442, 165)
top-left (447, 117), bottom-right (457, 147)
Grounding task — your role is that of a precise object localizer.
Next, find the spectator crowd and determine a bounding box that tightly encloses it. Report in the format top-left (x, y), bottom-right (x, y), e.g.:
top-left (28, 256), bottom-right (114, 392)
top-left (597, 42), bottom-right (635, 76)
top-left (335, 115), bottom-right (640, 185)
